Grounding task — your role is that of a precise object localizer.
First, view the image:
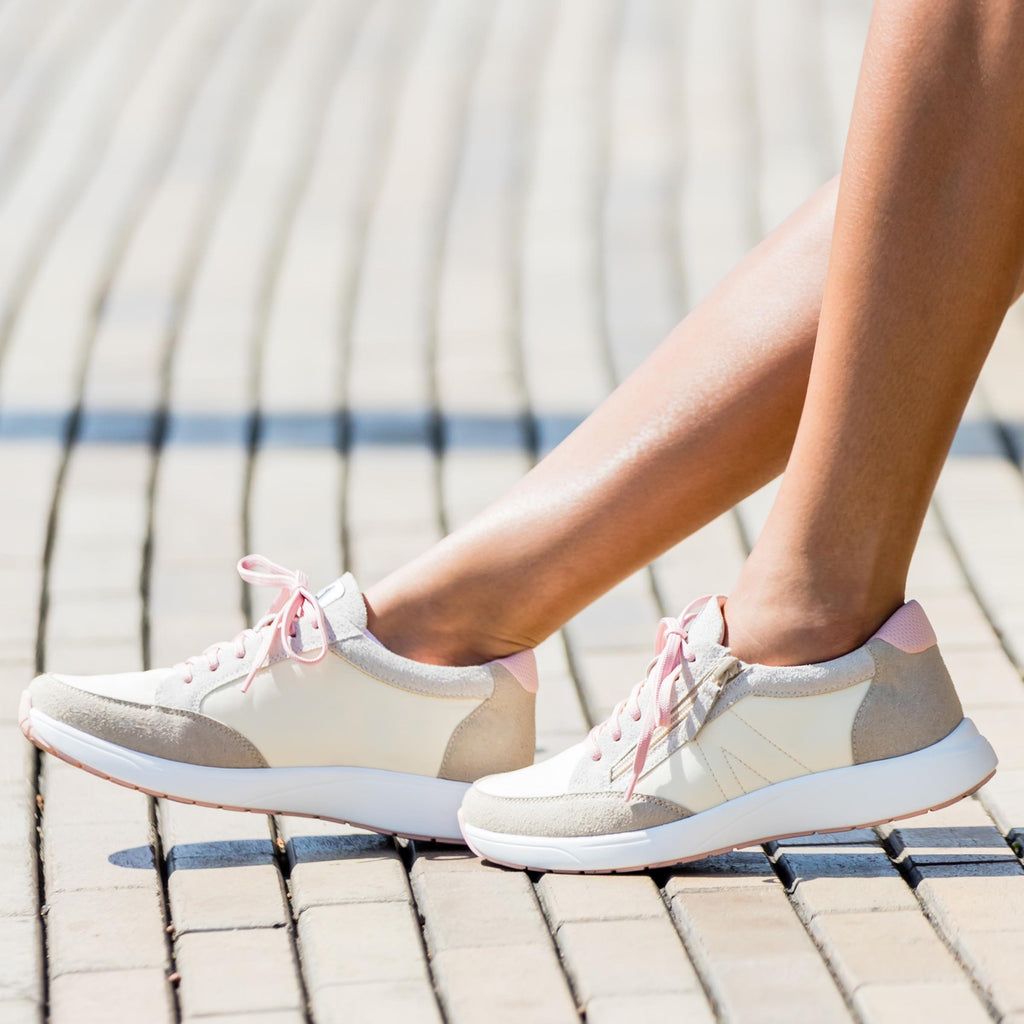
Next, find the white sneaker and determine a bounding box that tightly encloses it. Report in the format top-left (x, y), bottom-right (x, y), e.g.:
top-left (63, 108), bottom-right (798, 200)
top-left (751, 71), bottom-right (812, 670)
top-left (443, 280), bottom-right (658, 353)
top-left (459, 596), bottom-right (996, 872)
top-left (21, 556), bottom-right (537, 842)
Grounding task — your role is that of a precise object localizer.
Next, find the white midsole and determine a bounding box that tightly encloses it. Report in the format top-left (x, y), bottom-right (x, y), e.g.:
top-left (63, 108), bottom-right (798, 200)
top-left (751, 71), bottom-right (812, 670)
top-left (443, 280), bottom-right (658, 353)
top-left (460, 718), bottom-right (997, 872)
top-left (29, 708), bottom-right (469, 842)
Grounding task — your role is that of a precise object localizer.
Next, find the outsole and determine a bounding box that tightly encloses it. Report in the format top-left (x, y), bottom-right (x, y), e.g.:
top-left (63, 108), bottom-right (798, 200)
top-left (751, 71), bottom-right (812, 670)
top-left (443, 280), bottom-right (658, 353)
top-left (19, 691), bottom-right (467, 846)
top-left (458, 772), bottom-right (995, 874)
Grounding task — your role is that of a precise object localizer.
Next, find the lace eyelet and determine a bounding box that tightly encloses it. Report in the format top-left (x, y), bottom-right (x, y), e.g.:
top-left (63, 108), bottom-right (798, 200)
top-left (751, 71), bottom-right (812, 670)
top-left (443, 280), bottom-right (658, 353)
top-left (631, 712), bottom-right (641, 722)
top-left (612, 731), bottom-right (621, 742)
top-left (591, 752), bottom-right (603, 762)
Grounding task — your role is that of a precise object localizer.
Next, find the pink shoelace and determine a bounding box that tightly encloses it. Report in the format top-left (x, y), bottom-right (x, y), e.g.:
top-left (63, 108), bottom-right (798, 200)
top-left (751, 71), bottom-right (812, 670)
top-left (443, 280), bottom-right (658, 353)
top-left (175, 555), bottom-right (329, 693)
top-left (586, 597), bottom-right (710, 800)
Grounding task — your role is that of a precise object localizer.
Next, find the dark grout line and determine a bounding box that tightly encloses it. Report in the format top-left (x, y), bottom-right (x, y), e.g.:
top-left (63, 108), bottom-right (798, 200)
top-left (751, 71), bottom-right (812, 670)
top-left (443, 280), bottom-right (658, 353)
top-left (150, 799), bottom-right (183, 1020)
top-left (31, 746), bottom-right (50, 1024)
top-left (424, 1), bottom-right (496, 541)
top-left (269, 817), bottom-right (313, 1024)
top-left (396, 837), bottom-right (452, 1024)
top-left (30, 10), bottom-right (215, 1020)
top-left (336, 4), bottom-right (431, 570)
top-left (555, 0), bottom-right (625, 763)
top-left (232, 5), bottom-right (378, 1019)
top-left (657, 884), bottom-right (724, 1024)
top-left (239, 0), bottom-right (366, 617)
top-left (0, 1), bottom-right (173, 381)
top-left (141, 2), bottom-right (303, 672)
top-left (876, 828), bottom-right (1003, 1022)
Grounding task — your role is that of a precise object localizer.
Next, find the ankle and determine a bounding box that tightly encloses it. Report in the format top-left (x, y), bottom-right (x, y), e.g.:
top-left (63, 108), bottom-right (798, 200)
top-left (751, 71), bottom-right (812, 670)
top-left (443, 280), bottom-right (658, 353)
top-left (362, 585), bottom-right (534, 667)
top-left (723, 584), bottom-right (902, 667)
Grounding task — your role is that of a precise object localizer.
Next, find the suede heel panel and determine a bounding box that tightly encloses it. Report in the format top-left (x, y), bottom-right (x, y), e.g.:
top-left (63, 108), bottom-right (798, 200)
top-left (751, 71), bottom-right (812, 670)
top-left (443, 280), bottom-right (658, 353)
top-left (438, 667), bottom-right (535, 783)
top-left (31, 676), bottom-right (269, 768)
top-left (852, 641), bottom-right (963, 764)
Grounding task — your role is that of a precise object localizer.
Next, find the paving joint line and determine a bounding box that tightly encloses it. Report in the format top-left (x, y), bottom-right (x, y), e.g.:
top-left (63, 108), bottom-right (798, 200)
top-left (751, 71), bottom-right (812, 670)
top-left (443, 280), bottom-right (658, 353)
top-left (149, 796), bottom-right (183, 1023)
top-left (762, 845), bottom-right (869, 1024)
top-left (269, 818), bottom-right (312, 1024)
top-left (240, 0), bottom-right (370, 609)
top-left (656, 878), bottom-right (725, 1024)
top-left (876, 828), bottom-right (1003, 1022)
top-left (396, 838), bottom-right (452, 1024)
top-left (336, 4), bottom-right (429, 568)
top-left (424, 0), bottom-right (497, 542)
top-left (0, 0), bottom-right (183, 376)
top-left (140, 0), bottom-right (303, 671)
top-left (31, 746), bottom-right (50, 1024)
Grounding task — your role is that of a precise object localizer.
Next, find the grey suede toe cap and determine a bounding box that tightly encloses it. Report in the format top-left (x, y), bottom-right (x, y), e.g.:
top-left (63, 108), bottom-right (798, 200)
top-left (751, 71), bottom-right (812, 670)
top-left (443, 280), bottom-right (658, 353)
top-left (29, 674), bottom-right (269, 769)
top-left (461, 785), bottom-right (689, 838)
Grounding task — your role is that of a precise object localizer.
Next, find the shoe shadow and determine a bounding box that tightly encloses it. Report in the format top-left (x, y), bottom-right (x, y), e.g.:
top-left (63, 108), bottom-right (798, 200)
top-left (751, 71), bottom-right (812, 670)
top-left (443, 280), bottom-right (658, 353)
top-left (109, 826), bottom-right (1023, 880)
top-left (108, 831), bottom-right (451, 873)
top-left (656, 825), bottom-right (1023, 889)
top-left (109, 838), bottom-right (281, 872)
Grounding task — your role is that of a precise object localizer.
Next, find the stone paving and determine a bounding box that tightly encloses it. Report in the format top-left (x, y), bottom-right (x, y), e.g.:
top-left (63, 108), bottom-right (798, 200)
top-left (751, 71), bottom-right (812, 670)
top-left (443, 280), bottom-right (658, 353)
top-left (3, 1), bottom-right (1024, 1021)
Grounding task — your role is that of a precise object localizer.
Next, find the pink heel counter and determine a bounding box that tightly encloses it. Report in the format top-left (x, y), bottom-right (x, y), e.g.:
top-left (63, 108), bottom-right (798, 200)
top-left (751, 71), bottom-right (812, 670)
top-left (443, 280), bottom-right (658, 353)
top-left (495, 648), bottom-right (539, 693)
top-left (871, 600), bottom-right (937, 654)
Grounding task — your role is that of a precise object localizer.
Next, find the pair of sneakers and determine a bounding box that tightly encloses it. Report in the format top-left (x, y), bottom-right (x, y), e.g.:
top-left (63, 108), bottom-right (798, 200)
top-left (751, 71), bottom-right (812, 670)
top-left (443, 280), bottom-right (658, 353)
top-left (21, 556), bottom-right (997, 873)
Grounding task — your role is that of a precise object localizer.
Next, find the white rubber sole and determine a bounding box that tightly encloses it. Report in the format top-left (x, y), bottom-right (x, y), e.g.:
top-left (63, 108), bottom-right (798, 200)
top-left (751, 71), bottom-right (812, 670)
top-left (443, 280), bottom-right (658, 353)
top-left (22, 700), bottom-right (468, 843)
top-left (459, 718), bottom-right (997, 873)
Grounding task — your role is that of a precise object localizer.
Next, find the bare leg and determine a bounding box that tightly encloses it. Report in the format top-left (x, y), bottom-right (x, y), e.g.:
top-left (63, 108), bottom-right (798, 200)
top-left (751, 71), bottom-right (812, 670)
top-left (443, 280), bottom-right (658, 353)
top-left (725, 0), bottom-right (1024, 666)
top-left (365, 178), bottom-right (837, 665)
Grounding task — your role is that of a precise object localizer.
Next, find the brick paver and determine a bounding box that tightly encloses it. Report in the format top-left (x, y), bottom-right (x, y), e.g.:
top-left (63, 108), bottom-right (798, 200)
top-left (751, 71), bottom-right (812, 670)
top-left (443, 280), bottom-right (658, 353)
top-left (5, 2), bottom-right (1024, 1022)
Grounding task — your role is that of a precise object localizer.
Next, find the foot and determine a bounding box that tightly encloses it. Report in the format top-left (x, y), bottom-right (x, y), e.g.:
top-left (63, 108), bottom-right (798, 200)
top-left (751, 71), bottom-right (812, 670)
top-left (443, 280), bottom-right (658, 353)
top-left (459, 596), bottom-right (996, 872)
top-left (20, 555), bottom-right (538, 843)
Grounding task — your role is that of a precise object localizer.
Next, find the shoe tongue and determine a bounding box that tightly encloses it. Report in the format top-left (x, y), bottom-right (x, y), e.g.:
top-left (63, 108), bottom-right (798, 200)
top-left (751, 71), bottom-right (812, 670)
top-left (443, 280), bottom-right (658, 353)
top-left (685, 597), bottom-right (727, 653)
top-left (315, 573), bottom-right (367, 631)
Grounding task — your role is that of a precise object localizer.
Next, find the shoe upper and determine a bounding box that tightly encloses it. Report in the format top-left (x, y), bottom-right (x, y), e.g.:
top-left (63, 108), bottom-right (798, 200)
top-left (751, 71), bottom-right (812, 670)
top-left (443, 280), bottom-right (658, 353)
top-left (461, 596), bottom-right (964, 837)
top-left (28, 559), bottom-right (538, 780)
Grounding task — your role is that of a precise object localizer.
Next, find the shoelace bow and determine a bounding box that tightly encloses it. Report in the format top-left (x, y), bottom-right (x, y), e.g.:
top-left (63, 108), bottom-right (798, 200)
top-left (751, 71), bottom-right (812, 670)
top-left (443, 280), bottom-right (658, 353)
top-left (586, 597), bottom-right (711, 800)
top-left (175, 555), bottom-right (329, 692)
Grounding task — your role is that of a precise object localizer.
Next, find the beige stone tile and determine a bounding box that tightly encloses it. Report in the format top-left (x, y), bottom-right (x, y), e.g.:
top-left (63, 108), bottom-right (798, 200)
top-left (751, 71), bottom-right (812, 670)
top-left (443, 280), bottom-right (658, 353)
top-left (810, 910), bottom-right (962, 989)
top-left (853, 981), bottom-right (990, 1024)
top-left (282, 825), bottom-right (409, 915)
top-left (0, 916), bottom-right (42, 1003)
top-left (430, 944), bottom-right (579, 1024)
top-left (410, 855), bottom-right (550, 952)
top-left (46, 888), bottom-right (168, 976)
top-left (309, 980), bottom-right (442, 1024)
top-left (49, 968), bottom-right (174, 1024)
top-left (557, 917), bottom-right (703, 1003)
top-left (44, 821), bottom-right (157, 895)
top-left (537, 873), bottom-right (667, 927)
top-left (669, 883), bottom-right (851, 1022)
top-left (176, 929), bottom-right (303, 1019)
top-left (167, 861), bottom-right (288, 933)
top-left (297, 901), bottom-right (429, 989)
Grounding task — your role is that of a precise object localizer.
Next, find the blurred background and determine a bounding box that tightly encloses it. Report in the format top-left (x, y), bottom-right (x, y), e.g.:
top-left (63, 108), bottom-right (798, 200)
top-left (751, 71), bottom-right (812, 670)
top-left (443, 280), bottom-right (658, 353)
top-left (0, 0), bottom-right (871, 675)
top-left (15, 4), bottom-right (1024, 1024)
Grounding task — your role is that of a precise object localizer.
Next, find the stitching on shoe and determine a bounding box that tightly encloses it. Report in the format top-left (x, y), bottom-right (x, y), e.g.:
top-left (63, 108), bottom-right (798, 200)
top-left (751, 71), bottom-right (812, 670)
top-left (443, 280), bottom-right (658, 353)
top-left (729, 708), bottom-right (811, 772)
top-left (691, 739), bottom-right (728, 800)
